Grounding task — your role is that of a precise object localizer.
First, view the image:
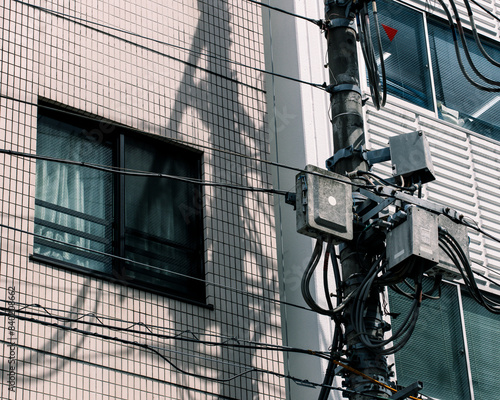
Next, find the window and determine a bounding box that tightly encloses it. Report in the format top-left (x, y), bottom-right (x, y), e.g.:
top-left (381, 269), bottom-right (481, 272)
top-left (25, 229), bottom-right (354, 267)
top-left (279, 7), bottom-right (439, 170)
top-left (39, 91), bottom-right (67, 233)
top-left (373, 1), bottom-right (500, 140)
top-left (371, 0), bottom-right (434, 110)
top-left (389, 279), bottom-right (500, 399)
top-left (428, 19), bottom-right (500, 141)
top-left (33, 104), bottom-right (205, 302)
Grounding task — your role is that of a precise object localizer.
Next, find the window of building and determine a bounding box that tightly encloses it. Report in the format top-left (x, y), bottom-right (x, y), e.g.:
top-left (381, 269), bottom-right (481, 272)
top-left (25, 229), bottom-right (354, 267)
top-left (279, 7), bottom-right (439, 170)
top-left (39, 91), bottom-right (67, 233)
top-left (373, 1), bottom-right (500, 140)
top-left (389, 279), bottom-right (500, 399)
top-left (33, 104), bottom-right (205, 302)
top-left (428, 19), bottom-right (500, 141)
top-left (371, 0), bottom-right (434, 110)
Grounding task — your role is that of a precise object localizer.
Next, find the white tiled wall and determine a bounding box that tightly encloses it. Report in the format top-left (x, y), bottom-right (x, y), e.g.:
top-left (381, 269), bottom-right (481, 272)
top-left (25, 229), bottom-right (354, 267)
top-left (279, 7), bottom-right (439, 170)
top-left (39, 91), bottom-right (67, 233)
top-left (0, 1), bottom-right (284, 399)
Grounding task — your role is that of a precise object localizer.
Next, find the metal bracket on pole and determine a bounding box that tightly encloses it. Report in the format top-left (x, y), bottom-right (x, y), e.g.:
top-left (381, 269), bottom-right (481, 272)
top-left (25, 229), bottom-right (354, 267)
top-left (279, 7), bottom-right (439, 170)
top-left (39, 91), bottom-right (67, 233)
top-left (324, 84), bottom-right (362, 96)
top-left (362, 146), bottom-right (391, 168)
top-left (327, 18), bottom-right (356, 30)
top-left (390, 381), bottom-right (423, 399)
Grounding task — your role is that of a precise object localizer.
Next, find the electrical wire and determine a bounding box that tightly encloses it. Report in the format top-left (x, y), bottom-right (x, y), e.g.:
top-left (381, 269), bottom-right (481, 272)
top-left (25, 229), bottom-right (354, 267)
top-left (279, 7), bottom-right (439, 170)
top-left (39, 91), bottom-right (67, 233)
top-left (0, 94), bottom-right (377, 193)
top-left (463, 0), bottom-right (500, 68)
top-left (244, 0), bottom-right (321, 26)
top-left (357, 2), bottom-right (387, 110)
top-left (439, 228), bottom-right (500, 313)
top-left (14, 0), bottom-right (326, 91)
top-left (0, 222), bottom-right (315, 314)
top-left (435, 0), bottom-right (500, 92)
top-left (0, 310), bottom-right (391, 400)
top-left (301, 238), bottom-right (339, 317)
top-left (350, 257), bottom-right (424, 355)
top-left (468, 0), bottom-right (500, 23)
top-left (446, 0), bottom-right (500, 87)
top-left (0, 148), bottom-right (288, 196)
top-left (0, 338), bottom-right (241, 400)
top-left (0, 304), bottom-right (330, 358)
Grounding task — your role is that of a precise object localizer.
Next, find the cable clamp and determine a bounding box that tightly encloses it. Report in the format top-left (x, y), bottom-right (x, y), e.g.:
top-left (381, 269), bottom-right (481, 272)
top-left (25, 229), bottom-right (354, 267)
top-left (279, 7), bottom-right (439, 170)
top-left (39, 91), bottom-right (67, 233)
top-left (326, 145), bottom-right (363, 172)
top-left (324, 83), bottom-right (362, 96)
top-left (326, 18), bottom-right (356, 30)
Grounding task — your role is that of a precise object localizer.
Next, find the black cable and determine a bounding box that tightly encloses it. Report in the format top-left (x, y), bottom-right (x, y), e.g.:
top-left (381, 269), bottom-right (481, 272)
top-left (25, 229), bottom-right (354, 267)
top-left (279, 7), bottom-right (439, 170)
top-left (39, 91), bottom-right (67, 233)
top-left (372, 0), bottom-right (387, 108)
top-left (0, 95), bottom-right (377, 193)
top-left (447, 0), bottom-right (500, 86)
top-left (0, 305), bottom-right (331, 358)
top-left (463, 0), bottom-right (500, 68)
top-left (468, 0), bottom-right (500, 23)
top-left (301, 238), bottom-right (335, 316)
top-left (0, 310), bottom-right (389, 400)
top-left (0, 339), bottom-right (241, 400)
top-left (245, 0), bottom-right (321, 25)
top-left (0, 148), bottom-right (288, 196)
top-left (435, 0), bottom-right (500, 92)
top-left (357, 170), bottom-right (417, 192)
top-left (351, 259), bottom-right (424, 355)
top-left (318, 242), bottom-right (344, 400)
top-left (0, 222), bottom-right (314, 314)
top-left (439, 229), bottom-right (500, 313)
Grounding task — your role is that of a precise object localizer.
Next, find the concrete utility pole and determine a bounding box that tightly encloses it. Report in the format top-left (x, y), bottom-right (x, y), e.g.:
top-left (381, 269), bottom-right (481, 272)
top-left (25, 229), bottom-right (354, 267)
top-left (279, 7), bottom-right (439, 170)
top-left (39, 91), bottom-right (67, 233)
top-left (324, 1), bottom-right (391, 399)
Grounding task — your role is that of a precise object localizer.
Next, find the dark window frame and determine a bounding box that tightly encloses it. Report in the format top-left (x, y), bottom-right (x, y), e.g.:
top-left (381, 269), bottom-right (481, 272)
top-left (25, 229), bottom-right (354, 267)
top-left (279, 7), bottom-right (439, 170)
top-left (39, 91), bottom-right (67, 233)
top-left (31, 101), bottom-right (209, 307)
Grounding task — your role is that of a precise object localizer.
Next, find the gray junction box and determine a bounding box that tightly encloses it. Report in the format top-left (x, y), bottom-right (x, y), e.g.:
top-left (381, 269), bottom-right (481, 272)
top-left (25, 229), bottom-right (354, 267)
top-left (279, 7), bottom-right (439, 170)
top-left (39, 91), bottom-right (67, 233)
top-left (296, 165), bottom-right (353, 243)
top-left (386, 206), bottom-right (439, 272)
top-left (389, 130), bottom-right (435, 185)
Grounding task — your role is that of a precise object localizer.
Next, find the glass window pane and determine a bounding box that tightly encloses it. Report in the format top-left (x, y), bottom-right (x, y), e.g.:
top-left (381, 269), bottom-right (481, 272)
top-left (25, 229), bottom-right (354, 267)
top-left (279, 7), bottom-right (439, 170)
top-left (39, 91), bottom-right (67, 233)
top-left (123, 135), bottom-right (203, 298)
top-left (34, 110), bottom-right (113, 273)
top-left (462, 291), bottom-right (500, 399)
top-left (428, 20), bottom-right (500, 140)
top-left (389, 281), bottom-right (471, 399)
top-left (372, 0), bottom-right (434, 109)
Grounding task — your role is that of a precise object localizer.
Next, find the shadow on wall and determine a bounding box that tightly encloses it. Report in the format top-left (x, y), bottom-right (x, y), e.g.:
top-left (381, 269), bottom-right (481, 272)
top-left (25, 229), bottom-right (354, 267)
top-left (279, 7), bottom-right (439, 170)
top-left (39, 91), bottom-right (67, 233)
top-left (0, 0), bottom-right (281, 399)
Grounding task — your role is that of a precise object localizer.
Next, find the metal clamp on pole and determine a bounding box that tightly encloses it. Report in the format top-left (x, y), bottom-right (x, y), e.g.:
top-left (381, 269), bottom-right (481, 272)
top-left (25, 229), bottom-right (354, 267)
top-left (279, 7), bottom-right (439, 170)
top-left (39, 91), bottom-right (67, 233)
top-left (327, 18), bottom-right (356, 30)
top-left (326, 145), bottom-right (364, 172)
top-left (390, 381), bottom-right (423, 399)
top-left (324, 83), bottom-right (362, 96)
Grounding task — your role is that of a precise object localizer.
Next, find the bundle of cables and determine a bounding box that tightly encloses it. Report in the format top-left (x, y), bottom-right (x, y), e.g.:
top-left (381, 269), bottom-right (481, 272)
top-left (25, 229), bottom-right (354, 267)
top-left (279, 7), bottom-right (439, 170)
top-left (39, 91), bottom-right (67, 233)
top-left (301, 238), bottom-right (345, 400)
top-left (357, 0), bottom-right (387, 109)
top-left (439, 226), bottom-right (500, 313)
top-left (349, 257), bottom-right (425, 355)
top-left (435, 0), bottom-right (500, 92)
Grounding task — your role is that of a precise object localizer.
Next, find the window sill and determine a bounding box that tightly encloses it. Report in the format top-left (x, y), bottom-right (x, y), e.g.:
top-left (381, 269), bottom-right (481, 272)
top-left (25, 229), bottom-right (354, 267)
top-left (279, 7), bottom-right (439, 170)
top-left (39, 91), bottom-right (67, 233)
top-left (30, 253), bottom-right (214, 310)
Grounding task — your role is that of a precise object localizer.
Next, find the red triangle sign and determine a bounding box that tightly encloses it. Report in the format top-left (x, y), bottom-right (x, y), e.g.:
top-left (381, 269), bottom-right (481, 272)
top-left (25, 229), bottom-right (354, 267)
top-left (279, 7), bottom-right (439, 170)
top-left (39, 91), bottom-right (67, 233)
top-left (382, 24), bottom-right (398, 42)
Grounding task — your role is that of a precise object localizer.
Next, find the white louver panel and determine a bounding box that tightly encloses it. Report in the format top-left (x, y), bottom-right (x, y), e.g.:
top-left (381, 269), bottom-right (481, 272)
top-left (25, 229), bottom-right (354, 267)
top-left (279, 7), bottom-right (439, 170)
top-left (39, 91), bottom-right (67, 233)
top-left (365, 98), bottom-right (500, 292)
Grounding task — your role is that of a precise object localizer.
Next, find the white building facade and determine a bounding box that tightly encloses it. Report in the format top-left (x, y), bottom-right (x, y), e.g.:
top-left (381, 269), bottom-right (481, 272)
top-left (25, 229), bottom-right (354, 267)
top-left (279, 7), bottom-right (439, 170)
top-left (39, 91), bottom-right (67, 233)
top-left (265, 0), bottom-right (500, 399)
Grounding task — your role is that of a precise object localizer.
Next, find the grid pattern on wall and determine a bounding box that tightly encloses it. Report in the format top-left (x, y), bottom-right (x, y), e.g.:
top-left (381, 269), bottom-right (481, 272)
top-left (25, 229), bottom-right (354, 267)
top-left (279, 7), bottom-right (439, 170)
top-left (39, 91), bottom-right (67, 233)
top-left (0, 1), bottom-right (284, 399)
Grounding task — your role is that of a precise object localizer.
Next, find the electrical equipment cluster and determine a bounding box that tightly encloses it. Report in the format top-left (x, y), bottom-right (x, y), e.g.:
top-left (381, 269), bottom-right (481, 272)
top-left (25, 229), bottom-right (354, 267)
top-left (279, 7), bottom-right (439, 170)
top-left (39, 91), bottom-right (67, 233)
top-left (289, 130), bottom-right (500, 362)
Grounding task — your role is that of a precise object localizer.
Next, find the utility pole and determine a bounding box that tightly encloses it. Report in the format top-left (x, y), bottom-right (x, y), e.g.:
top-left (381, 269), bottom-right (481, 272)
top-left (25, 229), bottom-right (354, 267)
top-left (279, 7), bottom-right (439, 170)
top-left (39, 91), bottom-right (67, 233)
top-left (324, 1), bottom-right (391, 398)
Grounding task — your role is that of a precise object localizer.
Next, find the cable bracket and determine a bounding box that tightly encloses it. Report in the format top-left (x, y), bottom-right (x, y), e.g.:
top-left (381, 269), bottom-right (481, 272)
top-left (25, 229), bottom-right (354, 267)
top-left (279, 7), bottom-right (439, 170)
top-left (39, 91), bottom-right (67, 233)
top-left (324, 84), bottom-right (362, 96)
top-left (327, 18), bottom-right (356, 29)
top-left (326, 145), bottom-right (362, 171)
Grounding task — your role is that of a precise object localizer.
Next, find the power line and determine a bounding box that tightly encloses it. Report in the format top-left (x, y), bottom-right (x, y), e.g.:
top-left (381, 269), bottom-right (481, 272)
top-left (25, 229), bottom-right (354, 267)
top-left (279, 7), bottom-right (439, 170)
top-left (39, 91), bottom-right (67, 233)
top-left (0, 339), bottom-right (241, 400)
top-left (1, 303), bottom-right (328, 358)
top-left (244, 0), bottom-right (322, 25)
top-left (1, 310), bottom-right (390, 399)
top-left (0, 94), bottom-right (377, 192)
top-left (0, 221), bottom-right (313, 314)
top-left (0, 147), bottom-right (288, 196)
top-left (14, 0), bottom-right (326, 90)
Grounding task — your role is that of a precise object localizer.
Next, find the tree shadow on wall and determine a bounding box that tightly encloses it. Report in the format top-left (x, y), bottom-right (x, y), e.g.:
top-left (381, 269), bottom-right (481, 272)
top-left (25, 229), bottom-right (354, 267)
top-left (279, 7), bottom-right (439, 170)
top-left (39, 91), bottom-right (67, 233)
top-left (155, 0), bottom-right (281, 398)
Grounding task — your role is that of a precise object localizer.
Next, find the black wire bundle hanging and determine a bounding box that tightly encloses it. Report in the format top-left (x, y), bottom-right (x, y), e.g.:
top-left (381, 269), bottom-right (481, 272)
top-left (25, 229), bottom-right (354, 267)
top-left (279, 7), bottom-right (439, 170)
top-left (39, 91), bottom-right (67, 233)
top-left (357, 0), bottom-right (387, 110)
top-left (301, 238), bottom-right (345, 400)
top-left (436, 0), bottom-right (500, 92)
top-left (439, 227), bottom-right (500, 314)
